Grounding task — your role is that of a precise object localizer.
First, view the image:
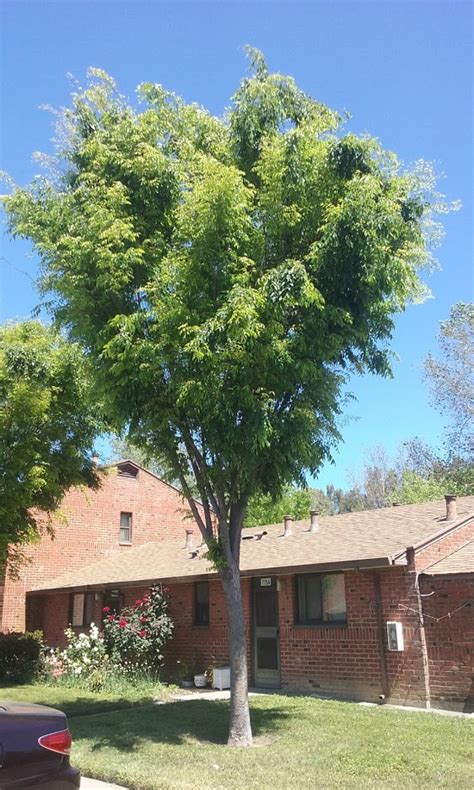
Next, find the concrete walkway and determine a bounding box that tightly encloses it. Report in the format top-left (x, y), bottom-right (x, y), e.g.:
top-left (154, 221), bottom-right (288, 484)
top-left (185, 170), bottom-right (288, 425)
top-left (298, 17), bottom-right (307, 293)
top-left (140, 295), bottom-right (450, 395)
top-left (165, 688), bottom-right (262, 702)
top-left (81, 778), bottom-right (127, 790)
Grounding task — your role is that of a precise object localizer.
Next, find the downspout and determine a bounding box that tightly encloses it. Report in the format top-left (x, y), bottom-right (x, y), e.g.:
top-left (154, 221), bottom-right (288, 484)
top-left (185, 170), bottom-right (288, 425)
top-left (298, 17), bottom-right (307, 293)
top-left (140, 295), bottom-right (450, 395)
top-left (407, 546), bottom-right (431, 710)
top-left (414, 572), bottom-right (431, 710)
top-left (373, 572), bottom-right (389, 702)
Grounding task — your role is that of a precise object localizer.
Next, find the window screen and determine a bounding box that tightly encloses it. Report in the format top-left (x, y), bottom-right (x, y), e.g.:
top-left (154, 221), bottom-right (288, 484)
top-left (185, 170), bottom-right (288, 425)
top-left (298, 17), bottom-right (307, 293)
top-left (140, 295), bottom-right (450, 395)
top-left (195, 581), bottom-right (210, 626)
top-left (119, 512), bottom-right (132, 543)
top-left (296, 573), bottom-right (346, 624)
top-left (70, 592), bottom-right (95, 627)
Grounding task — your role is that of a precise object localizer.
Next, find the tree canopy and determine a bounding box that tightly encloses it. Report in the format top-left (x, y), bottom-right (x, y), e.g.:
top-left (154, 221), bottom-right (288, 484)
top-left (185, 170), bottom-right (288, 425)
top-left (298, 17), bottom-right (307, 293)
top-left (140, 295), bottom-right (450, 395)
top-left (424, 302), bottom-right (473, 456)
top-left (326, 437), bottom-right (473, 513)
top-left (3, 50), bottom-right (447, 745)
top-left (0, 321), bottom-right (100, 571)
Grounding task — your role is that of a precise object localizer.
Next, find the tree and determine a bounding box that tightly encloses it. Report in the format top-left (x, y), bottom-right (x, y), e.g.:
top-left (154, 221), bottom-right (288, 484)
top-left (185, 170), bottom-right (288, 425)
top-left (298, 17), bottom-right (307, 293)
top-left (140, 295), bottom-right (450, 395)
top-left (0, 321), bottom-right (100, 572)
top-left (245, 485), bottom-right (331, 527)
top-left (325, 483), bottom-right (368, 514)
top-left (424, 303), bottom-right (473, 457)
top-left (395, 436), bottom-right (473, 502)
top-left (108, 435), bottom-right (170, 479)
top-left (4, 52), bottom-right (445, 745)
top-left (360, 445), bottom-right (399, 508)
top-left (326, 445), bottom-right (398, 513)
top-left (335, 437), bottom-right (473, 511)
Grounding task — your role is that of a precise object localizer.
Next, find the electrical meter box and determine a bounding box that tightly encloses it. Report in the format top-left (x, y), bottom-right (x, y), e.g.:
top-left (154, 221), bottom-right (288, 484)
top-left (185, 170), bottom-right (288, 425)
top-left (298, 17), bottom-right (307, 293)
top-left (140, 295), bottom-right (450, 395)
top-left (386, 621), bottom-right (404, 651)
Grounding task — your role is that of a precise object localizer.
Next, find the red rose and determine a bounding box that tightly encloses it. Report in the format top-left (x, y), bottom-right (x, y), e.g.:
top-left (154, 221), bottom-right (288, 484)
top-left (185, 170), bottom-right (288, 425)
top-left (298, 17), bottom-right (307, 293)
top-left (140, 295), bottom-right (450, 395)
top-left (138, 629), bottom-right (147, 638)
top-left (118, 617), bottom-right (127, 628)
top-left (107, 614), bottom-right (115, 622)
top-left (134, 599), bottom-right (143, 607)
top-left (102, 606), bottom-right (110, 613)
top-left (140, 615), bottom-right (148, 624)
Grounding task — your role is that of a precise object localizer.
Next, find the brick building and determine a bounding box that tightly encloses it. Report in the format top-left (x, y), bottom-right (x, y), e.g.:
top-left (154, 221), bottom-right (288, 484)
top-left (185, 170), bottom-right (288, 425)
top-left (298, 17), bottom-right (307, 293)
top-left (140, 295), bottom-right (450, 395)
top-left (2, 461), bottom-right (473, 711)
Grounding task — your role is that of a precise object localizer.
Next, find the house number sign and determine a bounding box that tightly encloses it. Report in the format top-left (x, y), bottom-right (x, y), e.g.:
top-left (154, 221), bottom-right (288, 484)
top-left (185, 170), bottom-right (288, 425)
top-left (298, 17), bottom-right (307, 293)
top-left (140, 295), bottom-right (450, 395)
top-left (260, 577), bottom-right (272, 587)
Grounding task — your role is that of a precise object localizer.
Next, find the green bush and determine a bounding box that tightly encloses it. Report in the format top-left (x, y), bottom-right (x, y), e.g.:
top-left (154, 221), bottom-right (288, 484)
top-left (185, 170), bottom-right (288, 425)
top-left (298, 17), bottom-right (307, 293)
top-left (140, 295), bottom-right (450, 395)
top-left (0, 631), bottom-right (44, 684)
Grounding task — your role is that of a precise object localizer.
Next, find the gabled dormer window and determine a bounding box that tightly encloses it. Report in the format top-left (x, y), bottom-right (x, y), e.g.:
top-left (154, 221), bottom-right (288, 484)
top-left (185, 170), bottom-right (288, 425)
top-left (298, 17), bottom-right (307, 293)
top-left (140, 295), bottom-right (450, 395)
top-left (119, 512), bottom-right (132, 544)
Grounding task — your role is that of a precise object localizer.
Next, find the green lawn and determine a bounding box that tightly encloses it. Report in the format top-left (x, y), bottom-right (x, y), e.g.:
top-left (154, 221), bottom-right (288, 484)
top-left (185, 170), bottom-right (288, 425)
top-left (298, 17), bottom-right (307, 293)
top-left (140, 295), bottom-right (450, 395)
top-left (2, 685), bottom-right (473, 789)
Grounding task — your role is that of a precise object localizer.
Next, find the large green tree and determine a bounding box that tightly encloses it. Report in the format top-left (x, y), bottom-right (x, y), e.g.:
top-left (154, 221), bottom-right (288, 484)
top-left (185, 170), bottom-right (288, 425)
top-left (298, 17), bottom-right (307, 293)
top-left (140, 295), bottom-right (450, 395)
top-left (4, 51), bottom-right (446, 744)
top-left (0, 321), bottom-right (100, 573)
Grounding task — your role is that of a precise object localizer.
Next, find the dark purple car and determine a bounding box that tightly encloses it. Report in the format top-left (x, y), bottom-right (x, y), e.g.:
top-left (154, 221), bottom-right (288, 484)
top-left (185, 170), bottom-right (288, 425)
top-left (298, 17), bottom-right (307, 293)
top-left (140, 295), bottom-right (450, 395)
top-left (0, 701), bottom-right (80, 788)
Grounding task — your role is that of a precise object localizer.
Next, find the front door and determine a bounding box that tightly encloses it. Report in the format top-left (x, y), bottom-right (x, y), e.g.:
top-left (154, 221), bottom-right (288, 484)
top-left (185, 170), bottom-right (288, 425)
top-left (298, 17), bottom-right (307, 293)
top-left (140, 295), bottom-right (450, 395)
top-left (252, 577), bottom-right (280, 688)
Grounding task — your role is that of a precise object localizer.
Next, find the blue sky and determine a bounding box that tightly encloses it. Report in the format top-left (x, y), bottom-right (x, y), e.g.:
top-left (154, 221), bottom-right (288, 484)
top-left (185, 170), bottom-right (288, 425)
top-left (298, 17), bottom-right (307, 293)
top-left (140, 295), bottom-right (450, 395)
top-left (1, 1), bottom-right (472, 488)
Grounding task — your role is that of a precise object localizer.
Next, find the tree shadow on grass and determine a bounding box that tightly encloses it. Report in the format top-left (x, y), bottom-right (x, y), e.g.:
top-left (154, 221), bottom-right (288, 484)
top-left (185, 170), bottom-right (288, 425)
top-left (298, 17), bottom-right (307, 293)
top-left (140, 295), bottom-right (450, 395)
top-left (70, 698), bottom-right (290, 749)
top-left (0, 688), bottom-right (152, 719)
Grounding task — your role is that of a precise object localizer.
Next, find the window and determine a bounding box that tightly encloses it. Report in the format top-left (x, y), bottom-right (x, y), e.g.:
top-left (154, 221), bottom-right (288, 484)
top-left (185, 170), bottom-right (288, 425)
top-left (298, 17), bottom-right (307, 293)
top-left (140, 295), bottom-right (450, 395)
top-left (296, 573), bottom-right (346, 625)
top-left (103, 589), bottom-right (124, 615)
top-left (119, 512), bottom-right (132, 543)
top-left (195, 581), bottom-right (210, 626)
top-left (70, 592), bottom-right (94, 628)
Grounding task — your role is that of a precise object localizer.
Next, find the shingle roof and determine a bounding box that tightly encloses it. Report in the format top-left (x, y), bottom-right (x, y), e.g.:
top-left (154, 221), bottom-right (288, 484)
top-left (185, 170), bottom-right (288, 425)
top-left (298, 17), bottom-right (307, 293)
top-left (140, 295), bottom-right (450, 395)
top-left (30, 496), bottom-right (474, 593)
top-left (422, 540), bottom-right (474, 576)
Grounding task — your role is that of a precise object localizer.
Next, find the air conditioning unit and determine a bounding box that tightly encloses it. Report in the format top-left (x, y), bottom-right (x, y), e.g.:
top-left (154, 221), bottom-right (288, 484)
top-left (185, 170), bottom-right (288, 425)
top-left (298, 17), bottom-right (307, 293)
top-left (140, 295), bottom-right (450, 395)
top-left (386, 621), bottom-right (404, 651)
top-left (212, 666), bottom-right (231, 690)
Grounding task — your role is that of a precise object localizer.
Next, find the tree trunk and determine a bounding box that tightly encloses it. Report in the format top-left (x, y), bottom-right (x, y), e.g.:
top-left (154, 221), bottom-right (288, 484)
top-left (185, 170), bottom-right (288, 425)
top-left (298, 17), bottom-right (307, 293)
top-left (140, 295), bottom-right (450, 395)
top-left (220, 561), bottom-right (253, 747)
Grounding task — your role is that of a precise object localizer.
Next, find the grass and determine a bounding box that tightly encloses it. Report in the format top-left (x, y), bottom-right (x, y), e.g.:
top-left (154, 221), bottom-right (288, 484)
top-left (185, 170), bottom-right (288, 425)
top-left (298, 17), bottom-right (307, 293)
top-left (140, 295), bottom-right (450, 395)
top-left (1, 684), bottom-right (473, 789)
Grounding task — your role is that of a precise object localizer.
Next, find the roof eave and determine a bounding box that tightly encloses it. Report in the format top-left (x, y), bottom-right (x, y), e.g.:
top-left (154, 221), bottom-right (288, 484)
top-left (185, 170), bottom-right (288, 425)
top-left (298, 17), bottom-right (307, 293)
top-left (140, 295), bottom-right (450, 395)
top-left (27, 555), bottom-right (396, 596)
top-left (391, 513), bottom-right (474, 563)
top-left (421, 571), bottom-right (474, 580)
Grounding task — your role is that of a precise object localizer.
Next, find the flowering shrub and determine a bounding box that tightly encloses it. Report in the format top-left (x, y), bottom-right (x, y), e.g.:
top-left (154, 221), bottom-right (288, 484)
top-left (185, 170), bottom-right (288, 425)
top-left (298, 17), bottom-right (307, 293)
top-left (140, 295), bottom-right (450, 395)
top-left (45, 623), bottom-right (109, 688)
top-left (102, 585), bottom-right (173, 674)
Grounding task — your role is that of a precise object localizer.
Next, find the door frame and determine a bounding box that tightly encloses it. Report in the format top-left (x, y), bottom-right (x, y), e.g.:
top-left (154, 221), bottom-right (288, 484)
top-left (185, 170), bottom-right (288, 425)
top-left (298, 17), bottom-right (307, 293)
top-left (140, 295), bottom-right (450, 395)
top-left (251, 576), bottom-right (281, 688)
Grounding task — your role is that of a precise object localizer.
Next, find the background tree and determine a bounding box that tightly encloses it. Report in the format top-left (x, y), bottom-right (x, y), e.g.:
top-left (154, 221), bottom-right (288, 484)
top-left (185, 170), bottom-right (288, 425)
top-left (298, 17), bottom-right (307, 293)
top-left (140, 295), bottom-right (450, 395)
top-left (108, 436), bottom-right (170, 479)
top-left (331, 436), bottom-right (473, 512)
top-left (4, 52), bottom-right (445, 745)
top-left (424, 302), bottom-right (473, 457)
top-left (325, 483), bottom-right (368, 514)
top-left (395, 436), bottom-right (473, 502)
top-left (0, 321), bottom-right (100, 573)
top-left (245, 485), bottom-right (332, 527)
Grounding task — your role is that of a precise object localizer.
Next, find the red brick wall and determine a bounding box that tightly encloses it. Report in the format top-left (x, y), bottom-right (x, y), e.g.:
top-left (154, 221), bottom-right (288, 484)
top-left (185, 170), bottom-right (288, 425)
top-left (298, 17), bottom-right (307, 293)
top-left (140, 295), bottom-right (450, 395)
top-left (377, 566), bottom-right (428, 706)
top-left (34, 579), bottom-right (251, 681)
top-left (277, 567), bottom-right (430, 705)
top-left (1, 467), bottom-right (200, 633)
top-left (414, 519), bottom-right (473, 572)
top-left (420, 576), bottom-right (474, 712)
top-left (31, 565), bottom-right (473, 709)
top-left (33, 570), bottom-right (418, 702)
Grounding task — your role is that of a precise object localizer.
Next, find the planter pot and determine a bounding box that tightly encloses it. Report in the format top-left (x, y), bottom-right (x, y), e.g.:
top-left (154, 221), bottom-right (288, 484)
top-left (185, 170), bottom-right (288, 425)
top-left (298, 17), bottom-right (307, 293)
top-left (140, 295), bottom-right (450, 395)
top-left (181, 679), bottom-right (194, 688)
top-left (194, 674), bottom-right (207, 688)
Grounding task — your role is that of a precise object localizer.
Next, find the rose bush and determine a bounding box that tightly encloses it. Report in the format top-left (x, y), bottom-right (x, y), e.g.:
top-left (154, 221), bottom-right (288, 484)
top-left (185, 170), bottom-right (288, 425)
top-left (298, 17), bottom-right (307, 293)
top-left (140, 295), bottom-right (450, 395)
top-left (45, 623), bottom-right (109, 689)
top-left (102, 585), bottom-right (173, 675)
